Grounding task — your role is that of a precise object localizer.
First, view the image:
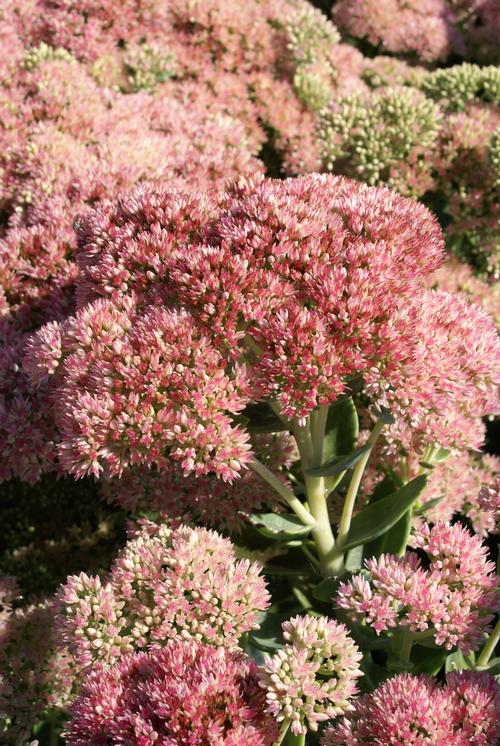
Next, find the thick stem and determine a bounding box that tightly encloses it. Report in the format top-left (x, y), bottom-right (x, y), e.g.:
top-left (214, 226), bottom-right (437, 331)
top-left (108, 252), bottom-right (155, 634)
top-left (250, 459), bottom-right (316, 527)
top-left (331, 418), bottom-right (385, 574)
top-left (477, 617), bottom-right (500, 668)
top-left (305, 474), bottom-right (336, 576)
top-left (388, 629), bottom-right (414, 672)
top-left (273, 720), bottom-right (291, 746)
top-left (293, 414), bottom-right (337, 577)
top-left (310, 404), bottom-right (329, 459)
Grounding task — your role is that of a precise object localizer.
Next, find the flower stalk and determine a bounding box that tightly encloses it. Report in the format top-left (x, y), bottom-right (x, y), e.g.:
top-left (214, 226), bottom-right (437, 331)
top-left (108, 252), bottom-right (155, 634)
top-left (330, 417), bottom-right (385, 574)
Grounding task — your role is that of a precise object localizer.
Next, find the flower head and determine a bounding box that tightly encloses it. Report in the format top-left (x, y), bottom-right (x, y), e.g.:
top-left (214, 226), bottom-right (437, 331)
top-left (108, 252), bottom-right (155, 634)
top-left (258, 615), bottom-right (362, 735)
top-left (66, 640), bottom-right (277, 746)
top-left (337, 522), bottom-right (500, 653)
top-left (322, 671), bottom-right (500, 745)
top-left (58, 521), bottom-right (270, 667)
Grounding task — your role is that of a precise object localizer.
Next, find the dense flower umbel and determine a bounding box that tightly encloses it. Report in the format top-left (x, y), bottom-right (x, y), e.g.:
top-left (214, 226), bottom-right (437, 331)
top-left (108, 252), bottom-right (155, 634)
top-left (322, 671), bottom-right (500, 745)
top-left (477, 479), bottom-right (500, 533)
top-left (337, 522), bottom-right (500, 652)
top-left (67, 175), bottom-right (444, 425)
top-left (57, 521), bottom-right (270, 668)
top-left (65, 640), bottom-right (278, 746)
top-left (258, 615), bottom-right (362, 735)
top-left (27, 300), bottom-right (253, 481)
top-left (369, 289), bottom-right (500, 453)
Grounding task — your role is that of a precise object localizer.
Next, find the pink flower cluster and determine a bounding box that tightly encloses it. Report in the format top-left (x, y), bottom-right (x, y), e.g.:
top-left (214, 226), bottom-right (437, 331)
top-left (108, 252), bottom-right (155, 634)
top-left (26, 297), bottom-right (253, 481)
top-left (259, 615), bottom-right (362, 735)
top-left (65, 640), bottom-right (278, 746)
top-left (57, 520), bottom-right (270, 668)
top-left (21, 174), bottom-right (500, 482)
top-left (333, 0), bottom-right (500, 64)
top-left (322, 671), bottom-right (500, 745)
top-left (337, 522), bottom-right (500, 652)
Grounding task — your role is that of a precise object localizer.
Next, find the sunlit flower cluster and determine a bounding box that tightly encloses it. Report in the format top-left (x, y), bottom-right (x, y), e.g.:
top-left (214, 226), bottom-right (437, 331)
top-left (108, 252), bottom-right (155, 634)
top-left (57, 521), bottom-right (270, 668)
top-left (322, 671), bottom-right (500, 745)
top-left (259, 615), bottom-right (362, 735)
top-left (337, 522), bottom-right (500, 652)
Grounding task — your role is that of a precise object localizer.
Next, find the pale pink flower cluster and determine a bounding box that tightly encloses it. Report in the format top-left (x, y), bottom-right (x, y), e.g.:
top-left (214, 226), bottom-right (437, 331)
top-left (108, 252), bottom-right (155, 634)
top-left (337, 522), bottom-right (500, 652)
top-left (322, 671), bottom-right (500, 745)
top-left (478, 478), bottom-right (500, 533)
top-left (0, 596), bottom-right (77, 744)
top-left (370, 289), bottom-right (500, 453)
top-left (57, 521), bottom-right (270, 668)
top-left (426, 256), bottom-right (500, 324)
top-left (258, 615), bottom-right (362, 735)
top-left (65, 640), bottom-right (278, 746)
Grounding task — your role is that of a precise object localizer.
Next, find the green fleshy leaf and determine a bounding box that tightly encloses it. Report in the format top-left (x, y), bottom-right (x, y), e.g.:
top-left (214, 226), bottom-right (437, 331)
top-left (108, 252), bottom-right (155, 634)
top-left (248, 512), bottom-right (312, 540)
top-left (313, 576), bottom-right (341, 602)
top-left (345, 544), bottom-right (364, 572)
top-left (306, 444), bottom-right (370, 477)
top-left (340, 475), bottom-right (428, 553)
top-left (414, 495), bottom-right (445, 516)
top-left (445, 649), bottom-right (475, 673)
top-left (247, 611), bottom-right (286, 653)
top-left (321, 396), bottom-right (359, 465)
top-left (412, 645), bottom-right (448, 675)
top-left (432, 447), bottom-right (451, 463)
top-left (376, 506), bottom-right (413, 556)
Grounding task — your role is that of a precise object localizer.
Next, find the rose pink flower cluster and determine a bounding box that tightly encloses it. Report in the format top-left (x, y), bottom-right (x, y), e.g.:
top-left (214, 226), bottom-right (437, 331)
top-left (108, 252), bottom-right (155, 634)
top-left (337, 522), bottom-right (500, 652)
top-left (258, 615), bottom-right (362, 735)
top-left (0, 595), bottom-right (77, 744)
top-left (57, 520), bottom-right (270, 668)
top-left (322, 671), bottom-right (500, 745)
top-left (65, 640), bottom-right (278, 746)
top-left (25, 297), bottom-right (253, 481)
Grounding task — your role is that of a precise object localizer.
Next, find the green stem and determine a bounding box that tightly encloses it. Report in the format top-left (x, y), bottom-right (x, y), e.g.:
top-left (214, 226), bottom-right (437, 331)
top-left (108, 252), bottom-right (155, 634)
top-left (250, 459), bottom-right (316, 527)
top-left (273, 720), bottom-right (291, 746)
top-left (294, 414), bottom-right (337, 577)
top-left (477, 617), bottom-right (500, 668)
top-left (331, 417), bottom-right (385, 574)
top-left (388, 629), bottom-right (414, 672)
top-left (310, 404), bottom-right (329, 459)
top-left (305, 474), bottom-right (337, 576)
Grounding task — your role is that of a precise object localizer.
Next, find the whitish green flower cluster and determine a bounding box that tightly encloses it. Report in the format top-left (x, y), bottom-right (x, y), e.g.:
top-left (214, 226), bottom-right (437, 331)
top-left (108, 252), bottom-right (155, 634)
top-left (22, 42), bottom-right (73, 70)
top-left (284, 4), bottom-right (339, 112)
top-left (318, 87), bottom-right (441, 188)
top-left (124, 43), bottom-right (177, 92)
top-left (419, 64), bottom-right (500, 111)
